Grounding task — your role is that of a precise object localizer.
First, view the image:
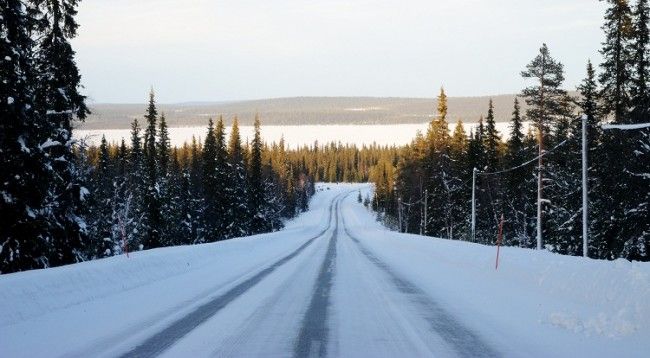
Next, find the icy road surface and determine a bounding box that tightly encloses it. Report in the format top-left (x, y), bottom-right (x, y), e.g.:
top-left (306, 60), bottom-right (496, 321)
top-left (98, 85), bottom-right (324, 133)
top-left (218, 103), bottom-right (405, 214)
top-left (1, 183), bottom-right (649, 357)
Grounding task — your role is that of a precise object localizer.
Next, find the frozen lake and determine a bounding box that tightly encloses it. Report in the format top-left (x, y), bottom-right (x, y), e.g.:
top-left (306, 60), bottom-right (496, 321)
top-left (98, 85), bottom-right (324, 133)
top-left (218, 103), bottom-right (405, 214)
top-left (75, 122), bottom-right (527, 148)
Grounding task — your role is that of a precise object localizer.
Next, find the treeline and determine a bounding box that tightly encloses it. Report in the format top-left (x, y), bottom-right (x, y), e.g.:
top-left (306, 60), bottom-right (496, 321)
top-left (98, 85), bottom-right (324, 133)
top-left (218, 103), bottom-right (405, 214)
top-left (373, 0), bottom-right (650, 261)
top-left (281, 142), bottom-right (398, 183)
top-left (82, 91), bottom-right (314, 259)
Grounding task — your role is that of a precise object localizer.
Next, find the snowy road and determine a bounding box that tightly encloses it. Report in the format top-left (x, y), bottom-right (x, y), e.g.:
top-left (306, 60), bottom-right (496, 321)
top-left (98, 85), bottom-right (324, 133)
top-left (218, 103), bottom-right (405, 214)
top-left (122, 191), bottom-right (497, 357)
top-left (1, 184), bottom-right (649, 357)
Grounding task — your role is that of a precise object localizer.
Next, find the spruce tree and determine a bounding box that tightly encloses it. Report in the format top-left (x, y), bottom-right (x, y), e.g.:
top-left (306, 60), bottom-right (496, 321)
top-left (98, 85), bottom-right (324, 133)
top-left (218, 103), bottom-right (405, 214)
top-left (483, 99), bottom-right (501, 172)
top-left (111, 137), bottom-right (131, 255)
top-left (166, 148), bottom-right (193, 245)
top-left (142, 90), bottom-right (161, 249)
top-left (32, 0), bottom-right (89, 267)
top-left (158, 113), bottom-right (170, 177)
top-left (88, 136), bottom-right (114, 258)
top-left (189, 136), bottom-right (204, 243)
top-left (504, 98), bottom-right (532, 246)
top-left (1, 1), bottom-right (51, 272)
top-left (214, 116), bottom-right (230, 239)
top-left (228, 117), bottom-right (249, 236)
top-left (249, 115), bottom-right (266, 234)
top-left (477, 99), bottom-right (504, 243)
top-left (127, 119), bottom-right (145, 251)
top-left (157, 113), bottom-right (171, 245)
top-left (201, 119), bottom-right (221, 241)
top-left (599, 0), bottom-right (634, 122)
top-left (597, 0), bottom-right (649, 260)
top-left (622, 0), bottom-right (650, 259)
top-left (449, 120), bottom-right (469, 240)
top-left (577, 61), bottom-right (605, 256)
top-left (630, 0), bottom-right (649, 124)
top-left (424, 87), bottom-right (453, 238)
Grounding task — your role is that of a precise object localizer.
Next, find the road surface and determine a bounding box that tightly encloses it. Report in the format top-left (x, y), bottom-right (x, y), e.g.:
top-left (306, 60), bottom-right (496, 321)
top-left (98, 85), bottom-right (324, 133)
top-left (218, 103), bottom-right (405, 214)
top-left (113, 191), bottom-right (497, 357)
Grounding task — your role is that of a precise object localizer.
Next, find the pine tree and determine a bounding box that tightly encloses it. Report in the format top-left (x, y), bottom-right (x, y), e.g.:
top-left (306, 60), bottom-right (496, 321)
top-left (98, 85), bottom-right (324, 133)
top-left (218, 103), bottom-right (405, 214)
top-left (520, 43), bottom-right (573, 250)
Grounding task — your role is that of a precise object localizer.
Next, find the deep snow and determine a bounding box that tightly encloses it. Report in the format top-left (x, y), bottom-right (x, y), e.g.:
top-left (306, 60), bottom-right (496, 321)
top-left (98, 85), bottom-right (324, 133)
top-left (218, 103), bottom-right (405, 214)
top-left (0, 183), bottom-right (648, 357)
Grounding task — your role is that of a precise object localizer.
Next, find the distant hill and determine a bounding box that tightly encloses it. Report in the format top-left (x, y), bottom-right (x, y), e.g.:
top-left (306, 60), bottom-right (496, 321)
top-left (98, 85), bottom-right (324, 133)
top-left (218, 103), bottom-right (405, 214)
top-left (80, 95), bottom-right (542, 129)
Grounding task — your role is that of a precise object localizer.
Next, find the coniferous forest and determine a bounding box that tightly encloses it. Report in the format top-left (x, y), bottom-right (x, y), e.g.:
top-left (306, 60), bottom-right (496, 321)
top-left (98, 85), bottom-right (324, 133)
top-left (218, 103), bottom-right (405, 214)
top-left (372, 0), bottom-right (650, 261)
top-left (2, 0), bottom-right (649, 276)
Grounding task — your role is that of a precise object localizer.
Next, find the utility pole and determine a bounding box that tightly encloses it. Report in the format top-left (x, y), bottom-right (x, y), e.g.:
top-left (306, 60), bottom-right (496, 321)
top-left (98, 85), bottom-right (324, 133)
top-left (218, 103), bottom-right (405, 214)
top-left (581, 115), bottom-right (588, 258)
top-left (471, 167), bottom-right (477, 243)
top-left (536, 126), bottom-right (543, 250)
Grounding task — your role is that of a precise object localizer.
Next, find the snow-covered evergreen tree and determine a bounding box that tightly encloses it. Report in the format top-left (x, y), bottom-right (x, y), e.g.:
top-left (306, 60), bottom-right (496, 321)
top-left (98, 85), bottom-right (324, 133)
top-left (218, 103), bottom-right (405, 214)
top-left (504, 98), bottom-right (534, 247)
top-left (423, 88), bottom-right (453, 238)
top-left (201, 118), bottom-right (222, 241)
top-left (32, 0), bottom-right (89, 267)
top-left (227, 117), bottom-right (250, 237)
top-left (127, 119), bottom-right (145, 251)
top-left (248, 115), bottom-right (267, 234)
top-left (142, 90), bottom-right (162, 249)
top-left (87, 136), bottom-right (115, 258)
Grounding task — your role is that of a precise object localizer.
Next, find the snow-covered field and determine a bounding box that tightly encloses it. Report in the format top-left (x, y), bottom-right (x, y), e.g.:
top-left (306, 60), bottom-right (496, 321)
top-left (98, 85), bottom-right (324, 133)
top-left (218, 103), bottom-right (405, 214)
top-left (1, 183), bottom-right (648, 357)
top-left (74, 122), bottom-right (529, 148)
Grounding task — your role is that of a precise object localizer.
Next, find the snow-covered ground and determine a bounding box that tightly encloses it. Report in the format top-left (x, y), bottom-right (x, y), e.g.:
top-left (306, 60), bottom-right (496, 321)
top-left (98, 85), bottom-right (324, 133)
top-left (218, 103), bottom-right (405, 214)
top-left (74, 122), bottom-right (530, 148)
top-left (1, 183), bottom-right (648, 357)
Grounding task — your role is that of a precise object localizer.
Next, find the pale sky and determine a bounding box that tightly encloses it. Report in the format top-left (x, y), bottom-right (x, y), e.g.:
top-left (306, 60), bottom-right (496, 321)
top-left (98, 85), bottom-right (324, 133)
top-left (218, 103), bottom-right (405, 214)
top-left (73, 0), bottom-right (606, 103)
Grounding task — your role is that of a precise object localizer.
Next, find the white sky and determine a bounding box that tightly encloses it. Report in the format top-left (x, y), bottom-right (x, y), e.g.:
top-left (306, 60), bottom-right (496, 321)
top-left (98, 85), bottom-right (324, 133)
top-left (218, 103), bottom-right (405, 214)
top-left (73, 0), bottom-right (606, 103)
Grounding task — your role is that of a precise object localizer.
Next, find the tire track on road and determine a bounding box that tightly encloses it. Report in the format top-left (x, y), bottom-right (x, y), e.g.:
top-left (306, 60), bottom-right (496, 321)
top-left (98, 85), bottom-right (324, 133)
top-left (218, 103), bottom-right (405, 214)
top-left (340, 206), bottom-right (500, 358)
top-left (119, 194), bottom-right (342, 358)
top-left (293, 193), bottom-right (346, 358)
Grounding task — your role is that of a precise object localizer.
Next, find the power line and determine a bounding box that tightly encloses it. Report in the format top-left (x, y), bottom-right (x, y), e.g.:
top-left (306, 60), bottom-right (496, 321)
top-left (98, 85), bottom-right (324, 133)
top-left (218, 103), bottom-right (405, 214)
top-left (477, 139), bottom-right (569, 176)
